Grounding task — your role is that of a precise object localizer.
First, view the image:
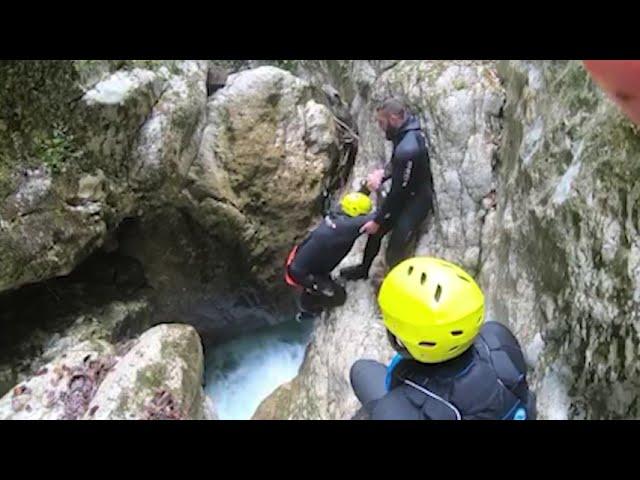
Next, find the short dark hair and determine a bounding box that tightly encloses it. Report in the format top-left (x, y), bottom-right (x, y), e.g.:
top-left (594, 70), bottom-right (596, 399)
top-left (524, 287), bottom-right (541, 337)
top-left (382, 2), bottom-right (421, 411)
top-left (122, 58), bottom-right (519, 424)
top-left (376, 98), bottom-right (406, 117)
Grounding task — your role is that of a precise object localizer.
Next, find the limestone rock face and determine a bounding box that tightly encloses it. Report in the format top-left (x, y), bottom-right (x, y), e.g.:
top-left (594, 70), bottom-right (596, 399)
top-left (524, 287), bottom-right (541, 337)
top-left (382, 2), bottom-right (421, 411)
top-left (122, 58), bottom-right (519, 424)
top-left (186, 66), bottom-right (341, 287)
top-left (484, 61), bottom-right (640, 419)
top-left (0, 324), bottom-right (214, 420)
top-left (85, 324), bottom-right (210, 420)
top-left (255, 61), bottom-right (504, 420)
top-left (255, 60), bottom-right (640, 421)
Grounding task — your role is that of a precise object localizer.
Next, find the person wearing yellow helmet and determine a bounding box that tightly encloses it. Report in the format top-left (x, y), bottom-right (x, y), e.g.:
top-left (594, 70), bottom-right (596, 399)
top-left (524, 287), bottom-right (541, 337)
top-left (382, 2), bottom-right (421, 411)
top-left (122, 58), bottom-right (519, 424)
top-left (285, 192), bottom-right (375, 321)
top-left (349, 257), bottom-right (536, 420)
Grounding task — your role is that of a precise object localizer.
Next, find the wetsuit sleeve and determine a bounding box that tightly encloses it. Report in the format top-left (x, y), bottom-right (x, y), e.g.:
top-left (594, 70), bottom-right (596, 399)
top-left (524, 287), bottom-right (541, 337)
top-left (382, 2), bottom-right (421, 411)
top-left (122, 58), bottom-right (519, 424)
top-left (374, 150), bottom-right (414, 225)
top-left (354, 212), bottom-right (376, 230)
top-left (381, 161), bottom-right (393, 184)
top-left (335, 212), bottom-right (377, 234)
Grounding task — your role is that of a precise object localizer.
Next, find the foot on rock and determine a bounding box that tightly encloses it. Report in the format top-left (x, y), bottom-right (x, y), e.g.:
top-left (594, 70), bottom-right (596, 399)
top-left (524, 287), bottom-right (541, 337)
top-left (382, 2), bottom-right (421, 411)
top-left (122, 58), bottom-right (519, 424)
top-left (295, 311), bottom-right (319, 323)
top-left (339, 265), bottom-right (369, 281)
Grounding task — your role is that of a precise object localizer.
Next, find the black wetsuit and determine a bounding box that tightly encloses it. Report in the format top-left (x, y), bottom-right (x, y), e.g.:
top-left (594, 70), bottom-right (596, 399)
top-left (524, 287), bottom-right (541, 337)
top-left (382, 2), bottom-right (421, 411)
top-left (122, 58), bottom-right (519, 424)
top-left (350, 322), bottom-right (537, 420)
top-left (287, 211), bottom-right (375, 314)
top-left (343, 115), bottom-right (434, 279)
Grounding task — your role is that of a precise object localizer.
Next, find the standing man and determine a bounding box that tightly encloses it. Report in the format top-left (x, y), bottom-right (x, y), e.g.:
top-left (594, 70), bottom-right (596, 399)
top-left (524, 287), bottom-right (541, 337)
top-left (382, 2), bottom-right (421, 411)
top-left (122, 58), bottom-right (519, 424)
top-left (340, 98), bottom-right (435, 281)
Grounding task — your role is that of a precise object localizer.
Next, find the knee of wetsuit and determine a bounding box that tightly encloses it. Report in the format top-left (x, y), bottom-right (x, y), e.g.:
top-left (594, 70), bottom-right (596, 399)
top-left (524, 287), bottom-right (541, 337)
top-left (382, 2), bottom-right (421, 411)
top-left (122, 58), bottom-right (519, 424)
top-left (350, 359), bottom-right (382, 387)
top-left (349, 360), bottom-right (366, 389)
top-left (349, 359), bottom-right (388, 409)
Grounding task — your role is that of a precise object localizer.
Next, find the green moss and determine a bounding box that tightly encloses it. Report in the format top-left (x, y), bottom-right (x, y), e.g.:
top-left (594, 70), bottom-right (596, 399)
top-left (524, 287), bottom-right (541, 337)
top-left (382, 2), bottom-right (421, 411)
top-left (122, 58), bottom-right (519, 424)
top-left (551, 61), bottom-right (600, 113)
top-left (114, 392), bottom-right (131, 417)
top-left (453, 78), bottom-right (467, 90)
top-left (76, 60), bottom-right (181, 76)
top-left (159, 332), bottom-right (202, 410)
top-left (269, 60), bottom-right (298, 72)
top-left (135, 362), bottom-right (168, 392)
top-left (74, 60), bottom-right (125, 71)
top-left (33, 123), bottom-right (84, 174)
top-left (172, 101), bottom-right (199, 137)
top-left (0, 159), bottom-right (12, 201)
top-left (73, 60), bottom-right (125, 80)
top-left (159, 333), bottom-right (199, 371)
top-left (0, 61), bottom-right (85, 191)
top-left (209, 60), bottom-right (249, 72)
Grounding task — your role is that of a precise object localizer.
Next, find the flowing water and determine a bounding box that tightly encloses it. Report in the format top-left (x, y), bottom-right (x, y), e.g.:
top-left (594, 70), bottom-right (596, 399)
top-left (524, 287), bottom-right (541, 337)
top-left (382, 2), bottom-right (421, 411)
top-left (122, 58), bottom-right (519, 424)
top-left (204, 318), bottom-right (313, 420)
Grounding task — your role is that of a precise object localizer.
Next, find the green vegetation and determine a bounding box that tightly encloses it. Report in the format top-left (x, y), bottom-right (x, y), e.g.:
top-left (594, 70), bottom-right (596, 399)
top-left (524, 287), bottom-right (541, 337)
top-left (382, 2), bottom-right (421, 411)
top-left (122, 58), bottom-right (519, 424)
top-left (33, 123), bottom-right (83, 174)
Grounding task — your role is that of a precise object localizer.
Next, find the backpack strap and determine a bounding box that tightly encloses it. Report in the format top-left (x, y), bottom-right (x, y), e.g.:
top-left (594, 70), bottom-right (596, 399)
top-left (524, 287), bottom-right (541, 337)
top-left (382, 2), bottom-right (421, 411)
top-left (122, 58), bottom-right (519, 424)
top-left (385, 354), bottom-right (404, 392)
top-left (403, 379), bottom-right (462, 420)
top-left (478, 322), bottom-right (533, 419)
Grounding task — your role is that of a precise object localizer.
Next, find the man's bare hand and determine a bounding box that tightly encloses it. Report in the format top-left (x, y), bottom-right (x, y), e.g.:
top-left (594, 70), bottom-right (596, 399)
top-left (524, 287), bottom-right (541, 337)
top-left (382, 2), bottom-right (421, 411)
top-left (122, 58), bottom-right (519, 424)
top-left (366, 169), bottom-right (385, 192)
top-left (360, 220), bottom-right (380, 235)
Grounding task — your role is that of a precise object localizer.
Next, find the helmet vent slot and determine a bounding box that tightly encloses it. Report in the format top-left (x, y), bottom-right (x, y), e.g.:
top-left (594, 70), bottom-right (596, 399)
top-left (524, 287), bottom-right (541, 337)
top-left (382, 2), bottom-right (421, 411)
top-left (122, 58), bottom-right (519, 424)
top-left (449, 346), bottom-right (459, 352)
top-left (408, 266), bottom-right (414, 275)
top-left (420, 272), bottom-right (427, 285)
top-left (451, 330), bottom-right (463, 336)
top-left (419, 341), bottom-right (437, 347)
top-left (457, 274), bottom-right (470, 283)
top-left (434, 284), bottom-right (442, 301)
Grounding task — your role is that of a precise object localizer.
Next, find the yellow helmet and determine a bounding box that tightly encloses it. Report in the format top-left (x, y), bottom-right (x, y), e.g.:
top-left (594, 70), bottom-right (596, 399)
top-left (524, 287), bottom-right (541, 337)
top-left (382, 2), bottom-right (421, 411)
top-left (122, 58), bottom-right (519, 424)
top-left (378, 257), bottom-right (485, 364)
top-left (340, 192), bottom-right (372, 217)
